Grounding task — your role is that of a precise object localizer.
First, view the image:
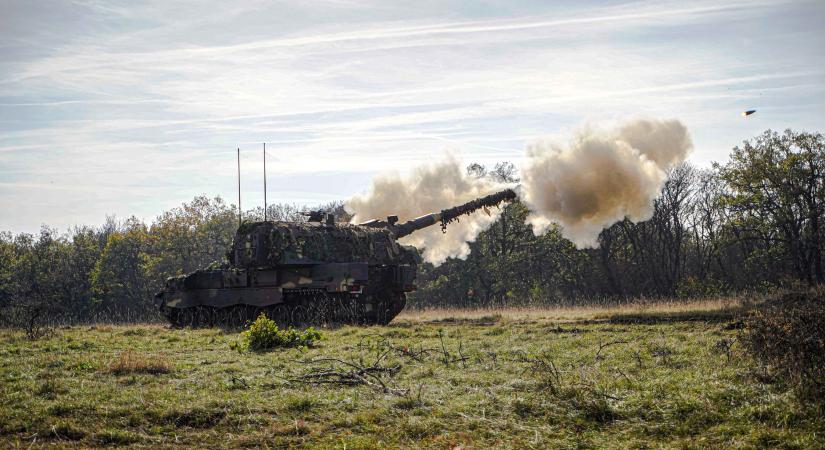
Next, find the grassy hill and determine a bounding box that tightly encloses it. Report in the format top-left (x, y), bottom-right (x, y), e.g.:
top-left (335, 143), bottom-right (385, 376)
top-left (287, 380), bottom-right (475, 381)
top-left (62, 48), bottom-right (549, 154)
top-left (1, 301), bottom-right (822, 448)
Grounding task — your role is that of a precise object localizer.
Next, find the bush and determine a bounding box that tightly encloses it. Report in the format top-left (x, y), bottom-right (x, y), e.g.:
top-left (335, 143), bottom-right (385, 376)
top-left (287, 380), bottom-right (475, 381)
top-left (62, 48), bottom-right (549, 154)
top-left (239, 314), bottom-right (322, 352)
top-left (740, 291), bottom-right (825, 404)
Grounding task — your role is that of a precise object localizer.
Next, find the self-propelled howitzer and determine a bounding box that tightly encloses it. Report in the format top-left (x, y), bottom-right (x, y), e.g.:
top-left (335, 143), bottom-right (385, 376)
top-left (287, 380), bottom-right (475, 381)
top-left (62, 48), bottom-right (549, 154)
top-left (155, 188), bottom-right (516, 327)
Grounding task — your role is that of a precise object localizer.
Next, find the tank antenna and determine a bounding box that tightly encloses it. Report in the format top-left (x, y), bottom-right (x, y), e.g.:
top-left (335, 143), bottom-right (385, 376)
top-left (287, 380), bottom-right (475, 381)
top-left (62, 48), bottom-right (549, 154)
top-left (263, 142), bottom-right (267, 222)
top-left (237, 147), bottom-right (242, 227)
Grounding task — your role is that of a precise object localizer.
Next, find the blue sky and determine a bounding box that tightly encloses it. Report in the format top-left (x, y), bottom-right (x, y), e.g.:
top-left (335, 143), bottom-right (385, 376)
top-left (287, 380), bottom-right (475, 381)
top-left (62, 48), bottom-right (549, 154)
top-left (1, 0), bottom-right (823, 233)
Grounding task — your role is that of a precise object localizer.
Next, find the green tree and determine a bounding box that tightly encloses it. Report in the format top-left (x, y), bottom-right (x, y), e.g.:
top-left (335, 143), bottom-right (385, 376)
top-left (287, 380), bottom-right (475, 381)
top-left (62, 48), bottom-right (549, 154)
top-left (91, 219), bottom-right (155, 318)
top-left (147, 196), bottom-right (236, 281)
top-left (718, 129), bottom-right (825, 285)
top-left (0, 228), bottom-right (77, 334)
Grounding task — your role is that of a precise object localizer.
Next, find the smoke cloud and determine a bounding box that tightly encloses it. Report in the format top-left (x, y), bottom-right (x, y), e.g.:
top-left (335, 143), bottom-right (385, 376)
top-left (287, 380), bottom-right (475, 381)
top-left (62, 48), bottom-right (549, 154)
top-left (346, 156), bottom-right (505, 265)
top-left (521, 118), bottom-right (692, 246)
top-left (346, 118), bottom-right (692, 264)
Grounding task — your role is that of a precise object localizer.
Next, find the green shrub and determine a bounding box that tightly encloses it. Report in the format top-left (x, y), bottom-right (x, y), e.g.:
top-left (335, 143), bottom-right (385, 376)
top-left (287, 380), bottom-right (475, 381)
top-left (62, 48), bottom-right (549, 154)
top-left (740, 291), bottom-right (825, 404)
top-left (239, 314), bottom-right (322, 352)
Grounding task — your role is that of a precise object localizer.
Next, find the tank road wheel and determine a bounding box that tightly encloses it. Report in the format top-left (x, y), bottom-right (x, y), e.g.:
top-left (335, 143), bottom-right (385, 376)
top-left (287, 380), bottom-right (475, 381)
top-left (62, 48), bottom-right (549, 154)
top-left (206, 307), bottom-right (219, 327)
top-left (336, 296), bottom-right (354, 324)
top-left (175, 308), bottom-right (187, 327)
top-left (213, 307), bottom-right (227, 328)
top-left (165, 308), bottom-right (185, 328)
top-left (191, 307), bottom-right (203, 327)
top-left (215, 306), bottom-right (240, 330)
top-left (313, 292), bottom-right (336, 325)
top-left (247, 305), bottom-right (259, 325)
top-left (189, 308), bottom-right (201, 328)
top-left (290, 305), bottom-right (309, 326)
top-left (188, 307), bottom-right (200, 327)
top-left (304, 296), bottom-right (321, 325)
top-left (178, 308), bottom-right (194, 328)
top-left (267, 304), bottom-right (290, 327)
top-left (228, 306), bottom-right (245, 329)
top-left (332, 295), bottom-right (359, 325)
top-left (207, 307), bottom-right (219, 327)
top-left (194, 306), bottom-right (216, 328)
top-left (352, 299), bottom-right (368, 325)
top-left (313, 293), bottom-right (347, 326)
top-left (238, 305), bottom-right (261, 328)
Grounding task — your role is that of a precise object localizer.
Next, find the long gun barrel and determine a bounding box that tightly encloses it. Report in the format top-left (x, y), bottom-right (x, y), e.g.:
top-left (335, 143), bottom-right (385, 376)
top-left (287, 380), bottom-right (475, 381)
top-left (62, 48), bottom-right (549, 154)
top-left (392, 188), bottom-right (517, 238)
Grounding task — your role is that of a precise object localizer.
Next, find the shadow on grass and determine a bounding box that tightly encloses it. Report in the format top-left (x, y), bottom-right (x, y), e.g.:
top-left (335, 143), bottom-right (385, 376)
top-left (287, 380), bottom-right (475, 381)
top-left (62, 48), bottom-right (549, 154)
top-left (424, 315), bottom-right (503, 326)
top-left (600, 308), bottom-right (747, 325)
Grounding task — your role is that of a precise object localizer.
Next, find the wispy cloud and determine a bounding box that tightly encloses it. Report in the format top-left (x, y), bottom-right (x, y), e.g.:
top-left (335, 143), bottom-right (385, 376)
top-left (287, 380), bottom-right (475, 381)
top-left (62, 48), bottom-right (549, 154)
top-left (0, 0), bottom-right (823, 233)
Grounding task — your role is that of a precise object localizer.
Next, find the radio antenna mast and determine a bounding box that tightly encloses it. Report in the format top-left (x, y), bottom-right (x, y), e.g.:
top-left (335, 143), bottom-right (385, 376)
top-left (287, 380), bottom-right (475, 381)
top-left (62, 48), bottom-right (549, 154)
top-left (237, 147), bottom-right (242, 227)
top-left (263, 142), bottom-right (267, 221)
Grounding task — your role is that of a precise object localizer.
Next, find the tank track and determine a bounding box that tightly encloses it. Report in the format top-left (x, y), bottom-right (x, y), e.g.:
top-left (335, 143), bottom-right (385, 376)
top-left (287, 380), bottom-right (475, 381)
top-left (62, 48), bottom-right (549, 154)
top-left (161, 291), bottom-right (406, 329)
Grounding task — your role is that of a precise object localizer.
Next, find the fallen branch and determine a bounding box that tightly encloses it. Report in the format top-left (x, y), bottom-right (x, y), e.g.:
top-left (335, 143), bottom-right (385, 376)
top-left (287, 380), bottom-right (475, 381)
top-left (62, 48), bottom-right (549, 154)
top-left (288, 356), bottom-right (407, 396)
top-left (595, 340), bottom-right (630, 361)
top-left (357, 333), bottom-right (464, 365)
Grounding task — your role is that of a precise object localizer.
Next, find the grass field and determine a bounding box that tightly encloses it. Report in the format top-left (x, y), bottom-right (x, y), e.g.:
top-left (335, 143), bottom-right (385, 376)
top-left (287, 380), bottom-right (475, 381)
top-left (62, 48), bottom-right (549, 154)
top-left (1, 300), bottom-right (823, 449)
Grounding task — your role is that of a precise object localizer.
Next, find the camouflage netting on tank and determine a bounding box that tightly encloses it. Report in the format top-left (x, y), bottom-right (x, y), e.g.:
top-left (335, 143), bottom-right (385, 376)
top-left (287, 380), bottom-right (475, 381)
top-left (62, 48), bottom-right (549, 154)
top-left (231, 222), bottom-right (419, 267)
top-left (270, 223), bottom-right (398, 264)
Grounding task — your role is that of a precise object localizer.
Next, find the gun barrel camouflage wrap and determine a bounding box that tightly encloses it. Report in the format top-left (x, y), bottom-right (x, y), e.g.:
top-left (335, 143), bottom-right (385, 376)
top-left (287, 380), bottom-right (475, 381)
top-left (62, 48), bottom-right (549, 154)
top-left (155, 188), bottom-right (516, 327)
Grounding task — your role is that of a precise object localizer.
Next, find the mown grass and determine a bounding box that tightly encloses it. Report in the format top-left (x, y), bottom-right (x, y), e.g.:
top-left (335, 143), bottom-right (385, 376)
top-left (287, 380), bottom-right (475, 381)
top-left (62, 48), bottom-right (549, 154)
top-left (0, 301), bottom-right (822, 449)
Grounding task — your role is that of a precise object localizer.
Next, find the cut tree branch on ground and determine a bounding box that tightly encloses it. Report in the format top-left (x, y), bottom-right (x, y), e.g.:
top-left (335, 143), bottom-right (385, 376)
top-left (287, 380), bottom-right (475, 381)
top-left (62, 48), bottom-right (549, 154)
top-left (357, 333), bottom-right (467, 365)
top-left (286, 356), bottom-right (407, 396)
top-left (595, 340), bottom-right (630, 361)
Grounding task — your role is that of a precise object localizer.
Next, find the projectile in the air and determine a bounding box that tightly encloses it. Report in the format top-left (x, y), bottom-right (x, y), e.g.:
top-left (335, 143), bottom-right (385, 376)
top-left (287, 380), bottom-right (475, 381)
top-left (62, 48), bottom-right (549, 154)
top-left (742, 109), bottom-right (757, 116)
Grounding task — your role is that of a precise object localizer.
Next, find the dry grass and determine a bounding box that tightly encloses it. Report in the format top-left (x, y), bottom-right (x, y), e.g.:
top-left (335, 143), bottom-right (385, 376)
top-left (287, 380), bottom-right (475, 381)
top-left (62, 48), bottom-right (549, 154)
top-left (741, 290), bottom-right (825, 402)
top-left (400, 296), bottom-right (747, 323)
top-left (106, 350), bottom-right (171, 375)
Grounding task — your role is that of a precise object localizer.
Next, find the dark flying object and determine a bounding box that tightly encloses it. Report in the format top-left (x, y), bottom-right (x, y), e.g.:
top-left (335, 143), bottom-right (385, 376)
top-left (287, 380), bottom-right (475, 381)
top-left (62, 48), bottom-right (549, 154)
top-left (742, 109), bottom-right (757, 116)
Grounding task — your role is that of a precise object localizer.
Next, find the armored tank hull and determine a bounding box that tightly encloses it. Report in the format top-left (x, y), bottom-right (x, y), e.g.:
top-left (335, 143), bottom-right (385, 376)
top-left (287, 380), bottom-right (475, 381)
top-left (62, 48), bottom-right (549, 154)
top-left (156, 221), bottom-right (417, 327)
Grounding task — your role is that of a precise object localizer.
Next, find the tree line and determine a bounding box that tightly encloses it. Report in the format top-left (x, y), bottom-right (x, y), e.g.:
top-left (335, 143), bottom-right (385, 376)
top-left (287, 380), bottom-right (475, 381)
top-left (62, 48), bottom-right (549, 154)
top-left (417, 129), bottom-right (825, 307)
top-left (0, 129), bottom-right (822, 325)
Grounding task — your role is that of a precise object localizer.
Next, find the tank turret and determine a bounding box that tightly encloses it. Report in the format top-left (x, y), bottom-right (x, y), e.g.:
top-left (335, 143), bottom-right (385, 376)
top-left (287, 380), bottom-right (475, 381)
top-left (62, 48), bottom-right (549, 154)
top-left (155, 188), bottom-right (516, 327)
